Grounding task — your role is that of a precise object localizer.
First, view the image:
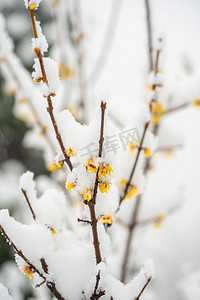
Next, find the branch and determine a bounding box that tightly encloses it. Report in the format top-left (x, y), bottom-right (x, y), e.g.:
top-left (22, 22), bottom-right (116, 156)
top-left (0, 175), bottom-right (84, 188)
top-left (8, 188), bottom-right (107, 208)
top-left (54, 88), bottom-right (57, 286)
top-left (87, 101), bottom-right (106, 265)
top-left (134, 277), bottom-right (152, 300)
top-left (0, 225), bottom-right (65, 300)
top-left (118, 122), bottom-right (149, 207)
top-left (90, 271), bottom-right (105, 300)
top-left (163, 102), bottom-right (190, 115)
top-left (120, 48), bottom-right (162, 282)
top-left (88, 0), bottom-right (123, 85)
top-left (73, 0), bottom-right (87, 123)
top-left (21, 188), bottom-right (36, 220)
top-left (144, 0), bottom-right (153, 72)
top-left (28, 8), bottom-right (73, 171)
top-left (77, 218), bottom-right (91, 225)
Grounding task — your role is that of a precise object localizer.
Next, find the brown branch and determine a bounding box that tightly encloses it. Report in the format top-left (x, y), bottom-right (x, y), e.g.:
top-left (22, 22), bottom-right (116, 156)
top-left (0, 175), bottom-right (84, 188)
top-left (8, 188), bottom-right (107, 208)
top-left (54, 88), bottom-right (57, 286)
top-left (73, 0), bottom-right (87, 123)
top-left (28, 8), bottom-right (73, 171)
top-left (21, 188), bottom-right (36, 220)
top-left (0, 225), bottom-right (65, 300)
top-left (163, 102), bottom-right (190, 115)
top-left (120, 48), bottom-right (162, 282)
top-left (119, 122), bottom-right (149, 207)
top-left (77, 218), bottom-right (91, 225)
top-left (40, 258), bottom-right (49, 274)
top-left (144, 0), bottom-right (153, 72)
top-left (88, 0), bottom-right (123, 85)
top-left (90, 271), bottom-right (105, 300)
top-left (87, 101), bottom-right (106, 265)
top-left (134, 277), bottom-right (152, 300)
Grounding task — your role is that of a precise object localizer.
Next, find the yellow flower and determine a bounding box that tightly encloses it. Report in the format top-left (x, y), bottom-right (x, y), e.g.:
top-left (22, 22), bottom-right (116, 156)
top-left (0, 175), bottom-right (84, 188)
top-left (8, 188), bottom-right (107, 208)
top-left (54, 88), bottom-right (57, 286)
top-left (66, 147), bottom-right (76, 157)
top-left (29, 3), bottom-right (36, 10)
top-left (128, 141), bottom-right (137, 153)
top-left (100, 214), bottom-right (114, 225)
top-left (151, 101), bottom-right (165, 124)
top-left (47, 162), bottom-right (58, 172)
top-left (80, 189), bottom-right (92, 202)
top-left (59, 62), bottom-right (75, 80)
top-left (192, 98), bottom-right (200, 107)
top-left (17, 97), bottom-right (30, 104)
top-left (144, 148), bottom-right (152, 157)
top-left (145, 83), bottom-right (153, 91)
top-left (154, 214), bottom-right (165, 229)
top-left (38, 124), bottom-right (49, 137)
top-left (125, 185), bottom-right (139, 199)
top-left (66, 182), bottom-right (75, 189)
top-left (5, 85), bottom-right (16, 96)
top-left (22, 265), bottom-right (35, 279)
top-left (57, 160), bottom-right (64, 168)
top-left (99, 181), bottom-right (111, 193)
top-left (120, 178), bottom-right (127, 186)
top-left (98, 163), bottom-right (113, 178)
top-left (163, 150), bottom-right (174, 158)
top-left (84, 158), bottom-right (98, 174)
top-left (48, 227), bottom-right (57, 235)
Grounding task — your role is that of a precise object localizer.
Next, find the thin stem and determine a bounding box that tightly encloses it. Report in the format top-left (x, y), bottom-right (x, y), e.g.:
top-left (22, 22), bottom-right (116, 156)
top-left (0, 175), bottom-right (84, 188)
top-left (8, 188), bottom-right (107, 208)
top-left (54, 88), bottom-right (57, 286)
top-left (73, 0), bottom-right (87, 123)
top-left (77, 218), bottom-right (91, 225)
top-left (21, 188), bottom-right (36, 220)
top-left (144, 0), bottom-right (153, 72)
top-left (135, 277), bottom-right (152, 300)
top-left (28, 9), bottom-right (73, 171)
top-left (120, 48), bottom-right (162, 281)
top-left (120, 194), bottom-right (141, 282)
top-left (88, 0), bottom-right (122, 85)
top-left (119, 122), bottom-right (149, 207)
top-left (164, 102), bottom-right (190, 115)
top-left (90, 271), bottom-right (105, 300)
top-left (86, 101), bottom-right (106, 265)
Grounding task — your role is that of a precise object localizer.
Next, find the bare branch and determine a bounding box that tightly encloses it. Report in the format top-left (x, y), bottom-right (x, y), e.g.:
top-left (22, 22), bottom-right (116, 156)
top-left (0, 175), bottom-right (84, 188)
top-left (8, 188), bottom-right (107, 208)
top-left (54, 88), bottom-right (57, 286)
top-left (144, 0), bottom-right (153, 72)
top-left (28, 8), bottom-right (73, 171)
top-left (134, 277), bottom-right (152, 300)
top-left (21, 188), bottom-right (36, 220)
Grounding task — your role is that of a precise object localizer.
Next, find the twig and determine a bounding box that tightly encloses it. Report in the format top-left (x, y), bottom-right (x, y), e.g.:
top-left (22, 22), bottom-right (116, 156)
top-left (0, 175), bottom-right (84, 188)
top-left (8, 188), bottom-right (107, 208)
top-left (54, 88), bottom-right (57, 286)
top-left (88, 0), bottom-right (123, 85)
top-left (73, 0), bottom-right (87, 123)
top-left (21, 188), bottom-right (36, 220)
top-left (118, 122), bottom-right (149, 207)
top-left (120, 48), bottom-right (162, 281)
top-left (87, 101), bottom-right (106, 265)
top-left (90, 271), bottom-right (105, 300)
top-left (163, 102), bottom-right (190, 115)
top-left (0, 225), bottom-right (65, 300)
top-left (144, 0), bottom-right (153, 72)
top-left (134, 277), bottom-right (152, 300)
top-left (28, 8), bottom-right (73, 171)
top-left (77, 218), bottom-right (91, 225)
top-left (120, 194), bottom-right (142, 283)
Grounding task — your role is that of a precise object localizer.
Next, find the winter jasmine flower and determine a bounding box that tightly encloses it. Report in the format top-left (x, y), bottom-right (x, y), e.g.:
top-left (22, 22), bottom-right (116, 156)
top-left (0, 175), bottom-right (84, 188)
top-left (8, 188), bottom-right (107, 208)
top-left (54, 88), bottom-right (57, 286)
top-left (100, 214), bottom-right (114, 225)
top-left (98, 163), bottom-right (113, 178)
top-left (125, 185), bottom-right (139, 199)
top-left (99, 181), bottom-right (111, 193)
top-left (80, 189), bottom-right (92, 202)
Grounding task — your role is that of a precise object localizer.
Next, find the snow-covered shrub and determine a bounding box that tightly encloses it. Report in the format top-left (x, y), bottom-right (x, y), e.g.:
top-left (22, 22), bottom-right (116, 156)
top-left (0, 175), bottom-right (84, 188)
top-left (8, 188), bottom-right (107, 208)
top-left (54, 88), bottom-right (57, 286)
top-left (0, 0), bottom-right (200, 299)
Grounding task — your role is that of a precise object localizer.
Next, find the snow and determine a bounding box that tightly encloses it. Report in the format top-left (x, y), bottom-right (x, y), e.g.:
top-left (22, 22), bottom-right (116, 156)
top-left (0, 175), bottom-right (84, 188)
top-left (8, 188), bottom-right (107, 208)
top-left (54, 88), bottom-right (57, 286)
top-left (32, 20), bottom-right (48, 54)
top-left (32, 57), bottom-right (61, 95)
